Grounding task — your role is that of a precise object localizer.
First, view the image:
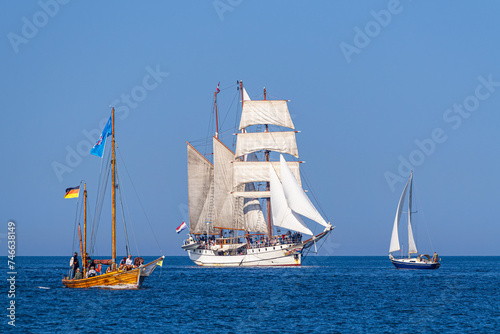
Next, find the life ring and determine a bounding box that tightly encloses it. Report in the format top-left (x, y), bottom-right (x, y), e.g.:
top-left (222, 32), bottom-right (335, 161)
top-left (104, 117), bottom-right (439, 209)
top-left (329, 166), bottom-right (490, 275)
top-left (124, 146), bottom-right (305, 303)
top-left (96, 263), bottom-right (102, 273)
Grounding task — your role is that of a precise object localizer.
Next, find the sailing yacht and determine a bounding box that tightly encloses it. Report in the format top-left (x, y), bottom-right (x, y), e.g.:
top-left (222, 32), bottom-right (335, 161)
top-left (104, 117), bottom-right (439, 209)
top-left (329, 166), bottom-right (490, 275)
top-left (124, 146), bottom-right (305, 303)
top-left (388, 172), bottom-right (440, 269)
top-left (182, 81), bottom-right (335, 266)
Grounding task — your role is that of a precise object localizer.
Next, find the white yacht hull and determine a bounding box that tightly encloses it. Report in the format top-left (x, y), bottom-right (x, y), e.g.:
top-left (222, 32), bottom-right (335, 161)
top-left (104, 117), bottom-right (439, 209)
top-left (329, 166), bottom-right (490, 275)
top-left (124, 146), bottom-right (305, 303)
top-left (188, 244), bottom-right (303, 267)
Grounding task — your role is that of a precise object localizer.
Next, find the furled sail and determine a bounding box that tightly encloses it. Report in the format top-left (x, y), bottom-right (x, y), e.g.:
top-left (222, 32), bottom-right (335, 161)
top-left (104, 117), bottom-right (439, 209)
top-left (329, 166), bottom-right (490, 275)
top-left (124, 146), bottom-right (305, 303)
top-left (234, 132), bottom-right (298, 158)
top-left (239, 100), bottom-right (295, 130)
top-left (213, 137), bottom-right (235, 229)
top-left (389, 175), bottom-right (411, 253)
top-left (187, 142), bottom-right (216, 234)
top-left (407, 173), bottom-right (418, 254)
top-left (232, 161), bottom-right (301, 188)
top-left (243, 182), bottom-right (268, 233)
top-left (279, 155), bottom-right (329, 227)
top-left (270, 164), bottom-right (313, 235)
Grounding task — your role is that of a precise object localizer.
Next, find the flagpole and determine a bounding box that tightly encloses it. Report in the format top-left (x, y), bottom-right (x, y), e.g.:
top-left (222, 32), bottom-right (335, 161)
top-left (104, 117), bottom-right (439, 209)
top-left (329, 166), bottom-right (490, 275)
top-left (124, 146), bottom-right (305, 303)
top-left (111, 107), bottom-right (116, 269)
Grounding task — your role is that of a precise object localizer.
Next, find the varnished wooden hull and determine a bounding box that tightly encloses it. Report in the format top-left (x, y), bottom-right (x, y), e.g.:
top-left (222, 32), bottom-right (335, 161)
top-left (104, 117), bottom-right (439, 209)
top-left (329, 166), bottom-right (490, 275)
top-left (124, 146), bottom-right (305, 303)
top-left (62, 256), bottom-right (163, 289)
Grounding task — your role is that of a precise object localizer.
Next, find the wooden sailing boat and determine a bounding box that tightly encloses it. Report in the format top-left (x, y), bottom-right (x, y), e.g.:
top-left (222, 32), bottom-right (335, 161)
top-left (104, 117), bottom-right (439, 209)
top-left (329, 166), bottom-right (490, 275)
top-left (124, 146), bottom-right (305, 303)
top-left (182, 81), bottom-right (335, 266)
top-left (388, 172), bottom-right (440, 269)
top-left (62, 108), bottom-right (164, 288)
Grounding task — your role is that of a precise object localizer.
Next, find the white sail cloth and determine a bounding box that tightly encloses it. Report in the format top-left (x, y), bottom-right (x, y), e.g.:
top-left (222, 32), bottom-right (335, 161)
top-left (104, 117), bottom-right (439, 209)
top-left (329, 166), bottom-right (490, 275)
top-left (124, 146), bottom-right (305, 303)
top-left (270, 164), bottom-right (313, 235)
top-left (239, 100), bottom-right (295, 130)
top-left (187, 143), bottom-right (215, 234)
top-left (407, 173), bottom-right (418, 254)
top-left (279, 155), bottom-right (329, 227)
top-left (234, 132), bottom-right (299, 158)
top-left (213, 137), bottom-right (235, 229)
top-left (243, 182), bottom-right (268, 233)
top-left (389, 175), bottom-right (411, 253)
top-left (232, 161), bottom-right (301, 188)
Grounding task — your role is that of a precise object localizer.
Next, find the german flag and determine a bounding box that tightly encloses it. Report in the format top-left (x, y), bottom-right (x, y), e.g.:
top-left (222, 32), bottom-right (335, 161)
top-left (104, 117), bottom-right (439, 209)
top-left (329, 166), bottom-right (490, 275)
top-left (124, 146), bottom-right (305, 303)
top-left (64, 186), bottom-right (80, 199)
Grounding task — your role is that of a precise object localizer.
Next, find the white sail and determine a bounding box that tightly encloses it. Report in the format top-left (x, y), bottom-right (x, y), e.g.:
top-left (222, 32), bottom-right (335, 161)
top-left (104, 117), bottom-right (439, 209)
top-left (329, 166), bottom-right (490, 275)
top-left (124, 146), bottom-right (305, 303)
top-left (232, 161), bottom-right (301, 188)
top-left (187, 143), bottom-right (215, 234)
top-left (243, 182), bottom-right (268, 233)
top-left (213, 137), bottom-right (235, 229)
top-left (270, 164), bottom-right (313, 235)
top-left (242, 87), bottom-right (251, 101)
top-left (407, 173), bottom-right (418, 254)
top-left (239, 100), bottom-right (295, 130)
top-left (279, 155), bottom-right (328, 227)
top-left (389, 175), bottom-right (411, 253)
top-left (232, 191), bottom-right (270, 198)
top-left (234, 132), bottom-right (299, 158)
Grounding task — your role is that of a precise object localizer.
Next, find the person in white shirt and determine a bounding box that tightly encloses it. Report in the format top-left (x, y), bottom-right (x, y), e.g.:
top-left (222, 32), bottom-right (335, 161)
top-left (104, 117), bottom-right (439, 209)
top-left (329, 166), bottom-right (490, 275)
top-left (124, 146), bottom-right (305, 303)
top-left (125, 254), bottom-right (133, 270)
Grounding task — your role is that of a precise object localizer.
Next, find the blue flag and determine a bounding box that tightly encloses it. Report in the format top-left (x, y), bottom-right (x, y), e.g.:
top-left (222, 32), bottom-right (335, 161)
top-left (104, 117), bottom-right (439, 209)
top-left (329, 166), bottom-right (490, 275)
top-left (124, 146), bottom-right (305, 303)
top-left (90, 116), bottom-right (112, 158)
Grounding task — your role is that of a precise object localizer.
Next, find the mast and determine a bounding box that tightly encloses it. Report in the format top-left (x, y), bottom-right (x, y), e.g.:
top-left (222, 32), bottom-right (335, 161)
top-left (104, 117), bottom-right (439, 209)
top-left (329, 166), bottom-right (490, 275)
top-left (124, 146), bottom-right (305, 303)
top-left (264, 87), bottom-right (272, 239)
top-left (215, 90), bottom-right (219, 139)
top-left (111, 107), bottom-right (116, 269)
top-left (83, 183), bottom-right (87, 276)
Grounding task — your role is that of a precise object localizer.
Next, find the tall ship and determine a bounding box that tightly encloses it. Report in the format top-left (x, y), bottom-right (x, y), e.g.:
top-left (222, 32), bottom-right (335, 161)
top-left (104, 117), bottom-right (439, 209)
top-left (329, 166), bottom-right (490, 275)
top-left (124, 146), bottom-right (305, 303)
top-left (182, 81), bottom-right (335, 266)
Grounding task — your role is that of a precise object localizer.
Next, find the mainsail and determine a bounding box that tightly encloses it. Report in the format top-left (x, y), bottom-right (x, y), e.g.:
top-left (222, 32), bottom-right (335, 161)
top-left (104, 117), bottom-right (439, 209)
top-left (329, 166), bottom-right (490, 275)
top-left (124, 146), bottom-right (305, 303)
top-left (213, 137), bottom-right (236, 230)
top-left (187, 143), bottom-right (215, 234)
top-left (407, 173), bottom-right (418, 254)
top-left (389, 174), bottom-right (411, 253)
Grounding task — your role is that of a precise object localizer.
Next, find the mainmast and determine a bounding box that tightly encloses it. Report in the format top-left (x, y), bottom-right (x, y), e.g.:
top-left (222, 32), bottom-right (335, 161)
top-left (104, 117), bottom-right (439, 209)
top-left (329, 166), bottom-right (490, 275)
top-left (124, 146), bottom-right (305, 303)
top-left (215, 83), bottom-right (220, 139)
top-left (264, 87), bottom-right (272, 239)
top-left (111, 107), bottom-right (116, 269)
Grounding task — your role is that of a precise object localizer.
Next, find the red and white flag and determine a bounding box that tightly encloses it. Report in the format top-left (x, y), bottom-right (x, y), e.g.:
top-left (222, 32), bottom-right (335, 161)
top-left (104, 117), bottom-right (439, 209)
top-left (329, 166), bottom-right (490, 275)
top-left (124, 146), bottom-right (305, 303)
top-left (176, 221), bottom-right (187, 233)
top-left (216, 82), bottom-right (220, 94)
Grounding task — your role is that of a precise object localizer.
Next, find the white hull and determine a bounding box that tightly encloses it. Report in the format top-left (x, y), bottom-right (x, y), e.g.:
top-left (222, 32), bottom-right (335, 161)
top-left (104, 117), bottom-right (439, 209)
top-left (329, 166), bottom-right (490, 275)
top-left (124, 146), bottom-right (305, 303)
top-left (188, 244), bottom-right (303, 267)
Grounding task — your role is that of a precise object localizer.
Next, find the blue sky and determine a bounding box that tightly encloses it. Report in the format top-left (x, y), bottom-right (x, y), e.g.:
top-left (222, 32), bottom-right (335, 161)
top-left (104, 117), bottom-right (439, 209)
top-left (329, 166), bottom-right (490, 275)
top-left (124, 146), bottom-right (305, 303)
top-left (1, 1), bottom-right (499, 257)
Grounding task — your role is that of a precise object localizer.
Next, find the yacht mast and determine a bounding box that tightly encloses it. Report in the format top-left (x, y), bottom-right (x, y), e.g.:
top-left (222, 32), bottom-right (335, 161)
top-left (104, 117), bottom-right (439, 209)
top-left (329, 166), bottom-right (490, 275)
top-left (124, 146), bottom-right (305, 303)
top-left (111, 107), bottom-right (116, 269)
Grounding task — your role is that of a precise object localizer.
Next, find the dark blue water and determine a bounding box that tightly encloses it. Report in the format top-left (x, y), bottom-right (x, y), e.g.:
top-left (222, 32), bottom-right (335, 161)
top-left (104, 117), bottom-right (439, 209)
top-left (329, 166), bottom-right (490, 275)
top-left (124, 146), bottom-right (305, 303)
top-left (3, 256), bottom-right (499, 333)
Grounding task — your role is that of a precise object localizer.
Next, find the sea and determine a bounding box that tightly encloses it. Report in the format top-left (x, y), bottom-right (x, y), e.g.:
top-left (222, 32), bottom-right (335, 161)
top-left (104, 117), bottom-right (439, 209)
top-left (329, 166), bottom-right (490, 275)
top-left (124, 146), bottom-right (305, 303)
top-left (3, 256), bottom-right (499, 333)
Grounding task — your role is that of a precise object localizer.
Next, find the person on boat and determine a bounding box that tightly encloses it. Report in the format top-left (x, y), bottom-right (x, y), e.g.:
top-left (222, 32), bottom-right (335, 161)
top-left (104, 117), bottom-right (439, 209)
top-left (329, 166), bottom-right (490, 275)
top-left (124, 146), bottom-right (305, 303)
top-left (134, 257), bottom-right (144, 268)
top-left (73, 268), bottom-right (83, 280)
top-left (119, 257), bottom-right (127, 270)
top-left (105, 266), bottom-right (112, 274)
top-left (71, 252), bottom-right (79, 279)
top-left (125, 255), bottom-right (133, 270)
top-left (432, 252), bottom-right (439, 263)
top-left (86, 266), bottom-right (97, 278)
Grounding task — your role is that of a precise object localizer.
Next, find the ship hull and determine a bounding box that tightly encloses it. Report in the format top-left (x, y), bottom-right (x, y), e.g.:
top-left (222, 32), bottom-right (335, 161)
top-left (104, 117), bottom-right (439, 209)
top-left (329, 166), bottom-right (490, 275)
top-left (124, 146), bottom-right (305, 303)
top-left (188, 244), bottom-right (303, 267)
top-left (390, 257), bottom-right (440, 270)
top-left (62, 256), bottom-right (163, 288)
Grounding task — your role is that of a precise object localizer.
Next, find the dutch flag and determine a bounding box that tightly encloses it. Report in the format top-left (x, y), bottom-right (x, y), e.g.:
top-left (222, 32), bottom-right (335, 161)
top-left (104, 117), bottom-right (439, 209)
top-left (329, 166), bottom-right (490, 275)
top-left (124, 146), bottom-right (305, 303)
top-left (176, 221), bottom-right (187, 233)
